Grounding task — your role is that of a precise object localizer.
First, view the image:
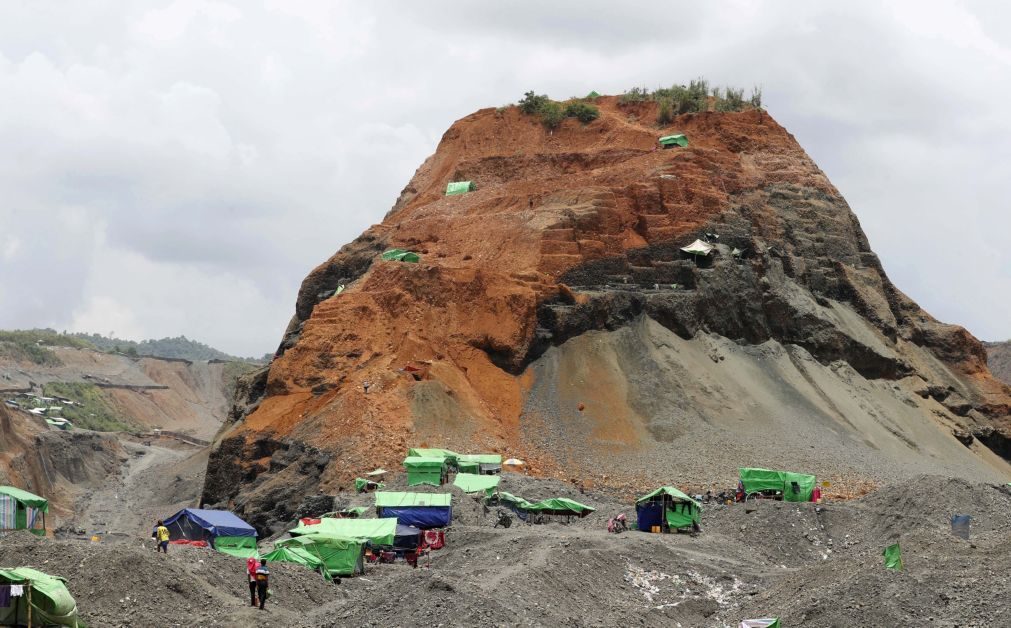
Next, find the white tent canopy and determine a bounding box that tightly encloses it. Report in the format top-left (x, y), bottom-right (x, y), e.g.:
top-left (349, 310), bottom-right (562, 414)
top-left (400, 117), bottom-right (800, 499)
top-left (680, 239), bottom-right (715, 256)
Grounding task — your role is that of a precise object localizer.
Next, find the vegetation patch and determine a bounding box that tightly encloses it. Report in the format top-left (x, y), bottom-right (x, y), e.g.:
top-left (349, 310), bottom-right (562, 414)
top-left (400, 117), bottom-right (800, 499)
top-left (0, 330), bottom-right (93, 366)
top-left (519, 91), bottom-right (600, 129)
top-left (40, 382), bottom-right (136, 432)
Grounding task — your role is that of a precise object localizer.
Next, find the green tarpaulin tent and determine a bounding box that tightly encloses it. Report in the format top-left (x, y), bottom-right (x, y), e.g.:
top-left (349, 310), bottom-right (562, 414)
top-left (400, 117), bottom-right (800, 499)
top-left (586, 91), bottom-right (600, 99)
top-left (739, 468), bottom-right (816, 502)
top-left (456, 454), bottom-right (503, 474)
top-left (262, 545), bottom-right (324, 571)
top-left (403, 456), bottom-right (446, 486)
top-left (658, 134), bottom-right (689, 147)
top-left (445, 181), bottom-right (475, 195)
top-left (453, 473), bottom-right (501, 496)
top-left (354, 478), bottom-right (384, 493)
top-left (740, 620), bottom-right (781, 628)
top-left (407, 448), bottom-right (459, 463)
top-left (524, 497), bottom-right (595, 517)
top-left (381, 249), bottom-right (420, 263)
top-left (0, 567), bottom-right (80, 627)
top-left (0, 485), bottom-right (48, 536)
top-left (496, 492), bottom-right (532, 509)
top-left (214, 535), bottom-right (259, 558)
top-left (290, 518), bottom-right (397, 547)
top-left (883, 543), bottom-right (903, 571)
top-left (375, 492), bottom-right (452, 508)
top-left (636, 486), bottom-right (702, 530)
top-left (276, 535), bottom-right (365, 579)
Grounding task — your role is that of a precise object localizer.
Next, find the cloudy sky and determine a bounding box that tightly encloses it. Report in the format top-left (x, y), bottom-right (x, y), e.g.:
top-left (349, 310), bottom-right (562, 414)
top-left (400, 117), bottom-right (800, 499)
top-left (1, 1), bottom-right (1009, 356)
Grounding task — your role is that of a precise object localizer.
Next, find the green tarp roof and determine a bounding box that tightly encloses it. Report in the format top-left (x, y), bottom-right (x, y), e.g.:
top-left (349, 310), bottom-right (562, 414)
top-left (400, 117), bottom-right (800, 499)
top-left (453, 473), bottom-right (501, 495)
top-left (214, 535), bottom-right (259, 558)
top-left (658, 134), bottom-right (689, 147)
top-left (375, 492), bottom-right (452, 508)
top-left (381, 249), bottom-right (420, 263)
top-left (740, 620), bottom-right (781, 628)
top-left (739, 468), bottom-right (816, 502)
top-left (636, 486), bottom-right (701, 508)
top-left (456, 454), bottom-right (502, 465)
top-left (445, 181), bottom-right (475, 195)
top-left (0, 567), bottom-right (79, 627)
top-left (354, 478), bottom-right (384, 492)
top-left (403, 456), bottom-right (447, 470)
top-left (262, 545), bottom-right (324, 570)
top-left (276, 535), bottom-right (364, 578)
top-left (524, 497), bottom-right (595, 516)
top-left (497, 492), bottom-right (532, 508)
top-left (407, 448), bottom-right (459, 461)
top-left (290, 518), bottom-right (397, 546)
top-left (0, 486), bottom-right (49, 511)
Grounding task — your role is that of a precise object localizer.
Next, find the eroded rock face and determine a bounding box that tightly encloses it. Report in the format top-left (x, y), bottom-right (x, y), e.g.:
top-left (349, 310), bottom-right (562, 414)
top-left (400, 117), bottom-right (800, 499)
top-left (203, 98), bottom-right (1011, 529)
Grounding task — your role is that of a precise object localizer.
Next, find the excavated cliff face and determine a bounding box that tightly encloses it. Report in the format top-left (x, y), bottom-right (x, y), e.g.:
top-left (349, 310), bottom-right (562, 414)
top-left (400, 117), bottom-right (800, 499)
top-left (203, 98), bottom-right (1011, 533)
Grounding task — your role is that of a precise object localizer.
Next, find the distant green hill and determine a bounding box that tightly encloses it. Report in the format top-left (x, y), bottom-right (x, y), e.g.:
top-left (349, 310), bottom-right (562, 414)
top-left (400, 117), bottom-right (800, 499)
top-left (0, 328), bottom-right (265, 364)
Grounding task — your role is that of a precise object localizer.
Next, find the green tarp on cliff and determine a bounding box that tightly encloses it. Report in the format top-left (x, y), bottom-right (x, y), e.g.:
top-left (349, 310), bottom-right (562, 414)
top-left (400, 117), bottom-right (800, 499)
top-left (381, 249), bottom-right (420, 263)
top-left (0, 567), bottom-right (80, 627)
top-left (659, 133), bottom-right (689, 147)
top-left (453, 473), bottom-right (501, 496)
top-left (883, 543), bottom-right (903, 571)
top-left (445, 181), bottom-right (475, 195)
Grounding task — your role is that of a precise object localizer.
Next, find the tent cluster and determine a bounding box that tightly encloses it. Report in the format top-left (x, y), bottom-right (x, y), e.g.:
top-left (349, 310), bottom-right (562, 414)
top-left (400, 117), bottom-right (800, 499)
top-left (739, 468), bottom-right (817, 502)
top-left (0, 486), bottom-right (48, 536)
top-left (403, 448), bottom-right (502, 487)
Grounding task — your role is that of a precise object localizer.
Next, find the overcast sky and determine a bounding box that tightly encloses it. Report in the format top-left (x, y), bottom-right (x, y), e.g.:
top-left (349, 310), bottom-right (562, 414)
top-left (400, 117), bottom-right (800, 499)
top-left (1, 1), bottom-right (1009, 357)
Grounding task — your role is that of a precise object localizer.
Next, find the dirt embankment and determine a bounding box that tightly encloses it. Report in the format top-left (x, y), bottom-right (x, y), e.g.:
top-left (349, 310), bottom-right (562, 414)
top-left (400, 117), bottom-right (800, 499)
top-left (1, 475), bottom-right (1009, 627)
top-left (204, 96), bottom-right (1011, 533)
top-left (985, 340), bottom-right (1011, 386)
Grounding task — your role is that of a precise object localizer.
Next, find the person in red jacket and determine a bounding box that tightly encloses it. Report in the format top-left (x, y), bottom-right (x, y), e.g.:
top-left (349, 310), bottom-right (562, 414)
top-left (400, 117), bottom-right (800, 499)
top-left (246, 557), bottom-right (258, 606)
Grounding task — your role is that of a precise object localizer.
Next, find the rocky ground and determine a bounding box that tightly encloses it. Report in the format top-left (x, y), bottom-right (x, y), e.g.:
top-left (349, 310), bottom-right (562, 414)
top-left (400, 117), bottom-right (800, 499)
top-left (2, 473), bottom-right (1008, 627)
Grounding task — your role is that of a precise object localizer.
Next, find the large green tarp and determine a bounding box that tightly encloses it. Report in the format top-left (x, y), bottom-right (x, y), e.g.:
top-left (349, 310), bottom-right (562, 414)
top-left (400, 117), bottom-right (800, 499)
top-left (453, 473), bottom-right (501, 496)
top-left (524, 497), bottom-right (595, 517)
top-left (445, 181), bottom-right (475, 195)
top-left (739, 468), bottom-right (816, 501)
top-left (276, 535), bottom-right (365, 578)
top-left (0, 486), bottom-right (49, 511)
top-left (636, 486), bottom-right (701, 508)
top-left (0, 567), bottom-right (80, 627)
top-left (262, 545), bottom-right (324, 570)
top-left (290, 518), bottom-right (397, 547)
top-left (375, 492), bottom-right (452, 508)
top-left (403, 456), bottom-right (445, 486)
top-left (214, 535), bottom-right (259, 558)
top-left (381, 249), bottom-right (420, 263)
top-left (355, 478), bottom-right (384, 493)
top-left (496, 492), bottom-right (532, 509)
top-left (407, 448), bottom-right (459, 463)
top-left (658, 134), bottom-right (689, 147)
top-left (883, 543), bottom-right (903, 571)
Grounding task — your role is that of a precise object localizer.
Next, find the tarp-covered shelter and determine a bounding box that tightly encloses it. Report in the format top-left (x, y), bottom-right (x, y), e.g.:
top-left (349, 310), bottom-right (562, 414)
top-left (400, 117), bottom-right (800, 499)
top-left (381, 249), bottom-right (420, 263)
top-left (680, 239), bottom-right (715, 257)
top-left (453, 473), bottom-right (501, 496)
top-left (524, 497), bottom-right (595, 518)
top-left (161, 508), bottom-right (258, 554)
top-left (0, 486), bottom-right (48, 536)
top-left (740, 620), bottom-right (780, 628)
top-left (262, 545), bottom-right (324, 571)
top-left (0, 567), bottom-right (81, 627)
top-left (635, 486), bottom-right (701, 532)
top-left (739, 468), bottom-right (816, 502)
top-left (445, 181), bottom-right (475, 195)
top-left (354, 477), bottom-right (384, 493)
top-left (403, 456), bottom-right (447, 486)
top-left (375, 492), bottom-right (452, 529)
top-left (456, 454), bottom-right (502, 474)
top-left (659, 134), bottom-right (689, 148)
top-left (407, 448), bottom-right (459, 464)
top-left (276, 535), bottom-right (365, 579)
top-left (291, 518), bottom-right (397, 547)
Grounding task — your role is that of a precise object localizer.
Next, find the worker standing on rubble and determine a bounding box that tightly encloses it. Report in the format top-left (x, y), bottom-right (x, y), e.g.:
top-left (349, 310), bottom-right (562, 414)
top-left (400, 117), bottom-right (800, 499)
top-left (246, 557), bottom-right (259, 606)
top-left (153, 520), bottom-right (170, 553)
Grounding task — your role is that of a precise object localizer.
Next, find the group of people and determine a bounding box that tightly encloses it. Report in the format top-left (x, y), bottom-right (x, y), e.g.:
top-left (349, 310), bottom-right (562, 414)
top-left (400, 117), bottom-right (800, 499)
top-left (151, 519), bottom-right (272, 611)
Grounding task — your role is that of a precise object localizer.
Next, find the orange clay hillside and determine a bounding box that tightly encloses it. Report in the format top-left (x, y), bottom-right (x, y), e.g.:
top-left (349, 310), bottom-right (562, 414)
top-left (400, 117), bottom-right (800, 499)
top-left (202, 94), bottom-right (1011, 534)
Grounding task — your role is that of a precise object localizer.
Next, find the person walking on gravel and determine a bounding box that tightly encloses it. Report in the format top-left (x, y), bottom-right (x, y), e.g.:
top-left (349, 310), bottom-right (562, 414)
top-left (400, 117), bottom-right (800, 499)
top-left (254, 559), bottom-right (270, 610)
top-left (153, 520), bottom-right (170, 553)
top-left (246, 557), bottom-right (259, 606)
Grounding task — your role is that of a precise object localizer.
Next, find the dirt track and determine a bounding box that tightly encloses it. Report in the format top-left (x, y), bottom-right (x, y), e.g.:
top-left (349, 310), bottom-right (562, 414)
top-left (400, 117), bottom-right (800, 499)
top-left (2, 474), bottom-right (1009, 627)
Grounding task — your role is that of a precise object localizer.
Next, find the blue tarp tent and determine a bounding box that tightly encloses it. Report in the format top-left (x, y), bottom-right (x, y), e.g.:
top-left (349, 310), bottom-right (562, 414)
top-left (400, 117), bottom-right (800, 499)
top-left (375, 492), bottom-right (452, 529)
top-left (636, 502), bottom-right (664, 532)
top-left (161, 508), bottom-right (258, 554)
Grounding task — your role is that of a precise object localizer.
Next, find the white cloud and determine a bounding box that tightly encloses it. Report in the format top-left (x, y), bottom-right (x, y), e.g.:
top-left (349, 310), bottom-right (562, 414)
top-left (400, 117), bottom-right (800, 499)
top-left (1, 0), bottom-right (1010, 356)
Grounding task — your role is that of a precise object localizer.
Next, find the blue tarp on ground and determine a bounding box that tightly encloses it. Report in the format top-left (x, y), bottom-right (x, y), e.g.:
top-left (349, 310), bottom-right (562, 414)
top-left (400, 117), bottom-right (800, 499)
top-left (162, 508), bottom-right (257, 540)
top-left (378, 506), bottom-right (451, 529)
top-left (635, 503), bottom-right (664, 531)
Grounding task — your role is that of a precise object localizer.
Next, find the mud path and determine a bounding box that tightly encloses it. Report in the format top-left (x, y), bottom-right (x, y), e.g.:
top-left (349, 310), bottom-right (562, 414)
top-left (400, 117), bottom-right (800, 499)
top-left (67, 437), bottom-right (208, 540)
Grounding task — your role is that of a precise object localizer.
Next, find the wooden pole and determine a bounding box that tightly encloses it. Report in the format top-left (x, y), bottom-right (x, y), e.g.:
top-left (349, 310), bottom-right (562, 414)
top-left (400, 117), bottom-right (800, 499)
top-left (26, 581), bottom-right (32, 628)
